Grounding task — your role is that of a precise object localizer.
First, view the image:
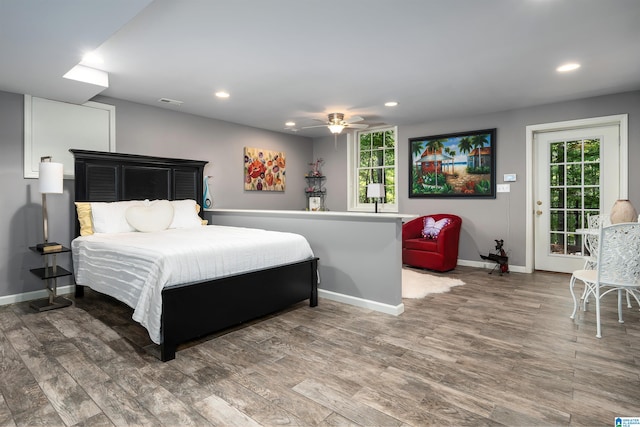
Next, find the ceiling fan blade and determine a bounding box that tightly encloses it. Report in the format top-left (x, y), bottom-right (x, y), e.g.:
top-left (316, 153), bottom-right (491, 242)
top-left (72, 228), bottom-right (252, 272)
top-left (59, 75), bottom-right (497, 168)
top-left (300, 124), bottom-right (329, 129)
top-left (346, 123), bottom-right (368, 129)
top-left (345, 115), bottom-right (364, 124)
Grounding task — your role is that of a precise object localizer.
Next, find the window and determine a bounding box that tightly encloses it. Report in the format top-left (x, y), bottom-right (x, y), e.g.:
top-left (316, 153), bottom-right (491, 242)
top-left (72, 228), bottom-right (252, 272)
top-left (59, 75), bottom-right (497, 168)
top-left (348, 126), bottom-right (398, 212)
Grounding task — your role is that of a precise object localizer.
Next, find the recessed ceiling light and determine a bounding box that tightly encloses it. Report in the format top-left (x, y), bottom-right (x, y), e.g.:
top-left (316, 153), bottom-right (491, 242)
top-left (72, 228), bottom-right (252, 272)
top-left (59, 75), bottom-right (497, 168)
top-left (215, 91), bottom-right (230, 98)
top-left (556, 63), bottom-right (581, 72)
top-left (285, 121), bottom-right (295, 127)
top-left (385, 101), bottom-right (399, 107)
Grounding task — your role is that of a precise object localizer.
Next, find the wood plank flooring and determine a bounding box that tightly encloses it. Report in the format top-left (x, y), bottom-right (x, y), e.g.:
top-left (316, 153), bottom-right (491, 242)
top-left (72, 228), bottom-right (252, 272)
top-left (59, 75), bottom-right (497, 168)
top-left (0, 266), bottom-right (639, 426)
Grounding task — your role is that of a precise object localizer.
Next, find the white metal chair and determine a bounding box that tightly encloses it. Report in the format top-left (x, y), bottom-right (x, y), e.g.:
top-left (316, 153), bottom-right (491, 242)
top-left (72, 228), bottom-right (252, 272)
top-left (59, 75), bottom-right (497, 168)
top-left (569, 222), bottom-right (640, 338)
top-left (581, 214), bottom-right (608, 270)
top-left (581, 214), bottom-right (638, 308)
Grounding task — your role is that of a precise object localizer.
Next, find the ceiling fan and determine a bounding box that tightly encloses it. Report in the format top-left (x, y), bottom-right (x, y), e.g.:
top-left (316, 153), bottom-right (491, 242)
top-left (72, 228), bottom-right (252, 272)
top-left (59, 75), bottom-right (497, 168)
top-left (294, 113), bottom-right (369, 134)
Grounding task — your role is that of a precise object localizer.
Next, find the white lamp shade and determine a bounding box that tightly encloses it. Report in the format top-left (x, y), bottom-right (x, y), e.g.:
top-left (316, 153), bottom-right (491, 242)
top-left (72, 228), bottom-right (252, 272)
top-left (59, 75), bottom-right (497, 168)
top-left (39, 161), bottom-right (64, 194)
top-left (367, 183), bottom-right (385, 198)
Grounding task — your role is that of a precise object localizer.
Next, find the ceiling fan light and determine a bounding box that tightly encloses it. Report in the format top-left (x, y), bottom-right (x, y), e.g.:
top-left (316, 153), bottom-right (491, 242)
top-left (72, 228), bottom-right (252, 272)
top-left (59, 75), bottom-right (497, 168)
top-left (328, 124), bottom-right (345, 134)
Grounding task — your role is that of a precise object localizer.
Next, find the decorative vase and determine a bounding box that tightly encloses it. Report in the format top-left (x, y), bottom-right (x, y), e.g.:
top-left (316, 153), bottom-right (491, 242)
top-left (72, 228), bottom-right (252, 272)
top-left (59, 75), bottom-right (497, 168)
top-left (203, 176), bottom-right (213, 208)
top-left (609, 199), bottom-right (638, 224)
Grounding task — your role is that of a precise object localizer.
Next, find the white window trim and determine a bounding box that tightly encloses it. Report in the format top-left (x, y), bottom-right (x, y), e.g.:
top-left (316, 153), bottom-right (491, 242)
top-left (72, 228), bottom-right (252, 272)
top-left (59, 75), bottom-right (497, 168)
top-left (347, 126), bottom-right (399, 213)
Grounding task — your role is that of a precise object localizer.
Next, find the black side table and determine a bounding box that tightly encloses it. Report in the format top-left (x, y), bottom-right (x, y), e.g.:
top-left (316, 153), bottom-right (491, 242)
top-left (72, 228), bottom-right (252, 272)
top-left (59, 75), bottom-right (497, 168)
top-left (29, 246), bottom-right (73, 311)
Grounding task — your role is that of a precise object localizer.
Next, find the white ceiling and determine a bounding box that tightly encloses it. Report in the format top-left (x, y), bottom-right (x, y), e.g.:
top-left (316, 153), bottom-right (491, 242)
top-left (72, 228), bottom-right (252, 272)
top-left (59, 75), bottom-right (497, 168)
top-left (2, 0), bottom-right (639, 138)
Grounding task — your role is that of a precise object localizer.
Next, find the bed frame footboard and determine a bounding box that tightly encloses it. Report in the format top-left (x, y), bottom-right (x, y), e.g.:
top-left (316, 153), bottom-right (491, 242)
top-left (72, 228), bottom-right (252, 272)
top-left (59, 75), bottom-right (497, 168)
top-left (160, 257), bottom-right (318, 361)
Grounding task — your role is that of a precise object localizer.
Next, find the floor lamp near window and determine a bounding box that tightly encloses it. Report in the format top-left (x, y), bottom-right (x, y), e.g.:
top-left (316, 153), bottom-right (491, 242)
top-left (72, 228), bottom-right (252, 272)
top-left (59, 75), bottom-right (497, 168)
top-left (367, 183), bottom-right (385, 213)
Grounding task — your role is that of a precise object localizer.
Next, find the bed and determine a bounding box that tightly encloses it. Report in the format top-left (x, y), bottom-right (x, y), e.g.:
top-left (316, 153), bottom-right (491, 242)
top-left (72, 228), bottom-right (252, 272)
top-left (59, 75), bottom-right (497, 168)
top-left (70, 149), bottom-right (318, 361)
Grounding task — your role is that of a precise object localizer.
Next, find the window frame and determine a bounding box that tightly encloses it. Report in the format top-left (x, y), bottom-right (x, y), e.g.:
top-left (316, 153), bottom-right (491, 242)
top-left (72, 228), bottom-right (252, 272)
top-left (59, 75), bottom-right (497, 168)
top-left (347, 126), bottom-right (398, 213)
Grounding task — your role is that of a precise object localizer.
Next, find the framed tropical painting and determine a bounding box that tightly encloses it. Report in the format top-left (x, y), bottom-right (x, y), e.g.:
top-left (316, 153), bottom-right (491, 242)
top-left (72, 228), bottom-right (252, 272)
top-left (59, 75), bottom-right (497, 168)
top-left (409, 128), bottom-right (496, 198)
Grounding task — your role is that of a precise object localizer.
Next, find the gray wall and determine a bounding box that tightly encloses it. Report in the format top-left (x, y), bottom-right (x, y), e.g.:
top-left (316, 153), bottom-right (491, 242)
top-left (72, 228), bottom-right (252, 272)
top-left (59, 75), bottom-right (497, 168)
top-left (93, 95), bottom-right (314, 210)
top-left (313, 90), bottom-right (640, 267)
top-left (3, 88), bottom-right (639, 299)
top-left (0, 91), bottom-right (313, 299)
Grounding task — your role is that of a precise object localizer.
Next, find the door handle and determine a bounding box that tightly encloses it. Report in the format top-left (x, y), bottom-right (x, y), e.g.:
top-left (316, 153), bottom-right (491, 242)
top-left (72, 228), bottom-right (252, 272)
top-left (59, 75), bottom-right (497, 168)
top-left (536, 210), bottom-right (543, 216)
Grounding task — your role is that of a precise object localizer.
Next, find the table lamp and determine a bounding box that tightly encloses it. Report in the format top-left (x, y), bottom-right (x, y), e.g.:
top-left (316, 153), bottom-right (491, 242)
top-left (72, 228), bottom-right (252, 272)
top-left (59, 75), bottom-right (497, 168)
top-left (37, 156), bottom-right (63, 250)
top-left (367, 183), bottom-right (385, 213)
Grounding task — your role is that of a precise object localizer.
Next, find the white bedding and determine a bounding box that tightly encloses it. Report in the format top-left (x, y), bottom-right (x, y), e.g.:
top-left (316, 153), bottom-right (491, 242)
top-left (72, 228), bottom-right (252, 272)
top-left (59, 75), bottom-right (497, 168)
top-left (72, 225), bottom-right (314, 344)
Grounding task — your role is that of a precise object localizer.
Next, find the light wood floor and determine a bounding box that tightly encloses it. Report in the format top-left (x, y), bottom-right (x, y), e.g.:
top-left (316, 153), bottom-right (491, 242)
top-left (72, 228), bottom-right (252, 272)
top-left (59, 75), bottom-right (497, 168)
top-left (0, 266), bottom-right (639, 426)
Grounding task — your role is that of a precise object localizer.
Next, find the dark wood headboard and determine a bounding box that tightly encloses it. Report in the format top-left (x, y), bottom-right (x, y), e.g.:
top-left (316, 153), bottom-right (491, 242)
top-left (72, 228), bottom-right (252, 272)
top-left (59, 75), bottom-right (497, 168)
top-left (71, 149), bottom-right (208, 233)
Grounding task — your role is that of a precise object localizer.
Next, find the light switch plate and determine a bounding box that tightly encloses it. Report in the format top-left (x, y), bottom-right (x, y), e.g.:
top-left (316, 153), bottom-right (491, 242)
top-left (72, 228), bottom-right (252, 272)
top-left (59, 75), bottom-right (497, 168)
top-left (497, 184), bottom-right (511, 193)
top-left (504, 173), bottom-right (517, 182)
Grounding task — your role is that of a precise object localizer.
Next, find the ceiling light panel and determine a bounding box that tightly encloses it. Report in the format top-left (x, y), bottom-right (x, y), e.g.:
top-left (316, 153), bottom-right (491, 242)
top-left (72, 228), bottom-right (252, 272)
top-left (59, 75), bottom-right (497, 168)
top-left (556, 63), bottom-right (581, 72)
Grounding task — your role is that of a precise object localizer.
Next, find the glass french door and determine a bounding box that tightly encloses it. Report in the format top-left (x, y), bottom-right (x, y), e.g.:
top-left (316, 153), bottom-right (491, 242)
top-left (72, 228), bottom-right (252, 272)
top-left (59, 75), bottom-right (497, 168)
top-left (534, 125), bottom-right (619, 273)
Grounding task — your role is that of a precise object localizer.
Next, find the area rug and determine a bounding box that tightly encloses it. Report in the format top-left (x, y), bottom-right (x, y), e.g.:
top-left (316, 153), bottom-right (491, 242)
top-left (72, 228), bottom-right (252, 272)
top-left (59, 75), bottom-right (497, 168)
top-left (402, 268), bottom-right (465, 299)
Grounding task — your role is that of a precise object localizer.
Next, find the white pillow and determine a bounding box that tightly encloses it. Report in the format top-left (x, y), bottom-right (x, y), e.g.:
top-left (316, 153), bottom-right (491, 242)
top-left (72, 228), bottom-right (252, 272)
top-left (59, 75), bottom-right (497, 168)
top-left (91, 200), bottom-right (145, 233)
top-left (125, 200), bottom-right (174, 232)
top-left (169, 199), bottom-right (203, 229)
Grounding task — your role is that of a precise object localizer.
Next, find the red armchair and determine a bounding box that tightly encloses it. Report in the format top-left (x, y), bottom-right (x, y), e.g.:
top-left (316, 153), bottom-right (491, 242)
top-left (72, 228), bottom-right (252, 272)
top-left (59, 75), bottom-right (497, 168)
top-left (402, 214), bottom-right (462, 272)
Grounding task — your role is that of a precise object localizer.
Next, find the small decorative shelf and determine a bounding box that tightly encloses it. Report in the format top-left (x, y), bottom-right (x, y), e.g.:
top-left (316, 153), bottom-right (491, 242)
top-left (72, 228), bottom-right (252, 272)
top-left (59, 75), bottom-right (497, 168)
top-left (305, 175), bottom-right (326, 211)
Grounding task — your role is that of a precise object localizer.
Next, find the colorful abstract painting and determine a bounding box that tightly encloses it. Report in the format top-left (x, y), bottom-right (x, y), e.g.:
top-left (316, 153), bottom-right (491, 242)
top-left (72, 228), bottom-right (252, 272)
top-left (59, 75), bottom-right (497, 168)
top-left (244, 147), bottom-right (286, 191)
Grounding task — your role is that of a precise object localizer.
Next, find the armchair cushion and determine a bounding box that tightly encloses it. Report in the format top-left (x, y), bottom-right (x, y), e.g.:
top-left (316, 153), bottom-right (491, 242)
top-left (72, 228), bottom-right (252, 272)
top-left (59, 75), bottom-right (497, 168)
top-left (422, 216), bottom-right (451, 239)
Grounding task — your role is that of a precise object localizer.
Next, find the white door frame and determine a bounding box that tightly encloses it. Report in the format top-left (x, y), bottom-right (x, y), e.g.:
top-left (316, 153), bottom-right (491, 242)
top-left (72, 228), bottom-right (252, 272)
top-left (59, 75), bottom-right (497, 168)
top-left (525, 114), bottom-right (628, 273)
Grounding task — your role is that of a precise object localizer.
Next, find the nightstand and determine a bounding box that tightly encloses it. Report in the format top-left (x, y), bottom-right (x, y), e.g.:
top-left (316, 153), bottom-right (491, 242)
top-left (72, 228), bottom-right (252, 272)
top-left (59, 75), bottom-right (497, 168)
top-left (29, 245), bottom-right (73, 311)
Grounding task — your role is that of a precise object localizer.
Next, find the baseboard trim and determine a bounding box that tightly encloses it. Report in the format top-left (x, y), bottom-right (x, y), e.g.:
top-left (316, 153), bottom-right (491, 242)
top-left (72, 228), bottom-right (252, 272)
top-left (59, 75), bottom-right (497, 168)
top-left (318, 289), bottom-right (404, 316)
top-left (457, 259), bottom-right (527, 273)
top-left (0, 285), bottom-right (75, 307)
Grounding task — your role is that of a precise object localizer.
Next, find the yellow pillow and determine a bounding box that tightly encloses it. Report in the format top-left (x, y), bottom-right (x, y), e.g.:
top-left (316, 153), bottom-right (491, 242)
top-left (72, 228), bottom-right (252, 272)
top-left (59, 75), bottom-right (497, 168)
top-left (196, 203), bottom-right (208, 225)
top-left (74, 202), bottom-right (94, 236)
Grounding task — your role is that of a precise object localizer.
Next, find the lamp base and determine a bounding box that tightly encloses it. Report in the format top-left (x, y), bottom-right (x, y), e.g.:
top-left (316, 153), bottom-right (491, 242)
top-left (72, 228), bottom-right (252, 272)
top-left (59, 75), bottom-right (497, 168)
top-left (30, 296), bottom-right (72, 312)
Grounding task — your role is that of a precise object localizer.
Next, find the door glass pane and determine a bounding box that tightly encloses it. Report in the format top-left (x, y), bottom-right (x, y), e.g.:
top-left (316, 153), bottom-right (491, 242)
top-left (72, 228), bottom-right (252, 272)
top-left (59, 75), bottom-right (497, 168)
top-left (550, 142), bottom-right (565, 163)
top-left (584, 187), bottom-right (599, 209)
top-left (550, 233), bottom-right (565, 254)
top-left (566, 164), bottom-right (582, 186)
top-left (583, 139), bottom-right (600, 161)
top-left (567, 233), bottom-right (582, 255)
top-left (566, 188), bottom-right (582, 208)
top-left (550, 165), bottom-right (564, 186)
top-left (566, 210), bottom-right (582, 232)
top-left (550, 188), bottom-right (564, 208)
top-left (566, 140), bottom-right (582, 162)
top-left (584, 163), bottom-right (600, 185)
top-left (550, 210), bottom-right (564, 231)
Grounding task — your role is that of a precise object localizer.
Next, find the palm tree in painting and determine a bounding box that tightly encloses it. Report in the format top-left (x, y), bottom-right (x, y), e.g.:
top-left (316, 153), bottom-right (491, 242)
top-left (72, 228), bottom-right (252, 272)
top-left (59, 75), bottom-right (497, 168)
top-left (411, 141), bottom-right (425, 182)
top-left (444, 147), bottom-right (456, 173)
top-left (471, 133), bottom-right (489, 169)
top-left (458, 137), bottom-right (473, 166)
top-left (426, 139), bottom-right (446, 186)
